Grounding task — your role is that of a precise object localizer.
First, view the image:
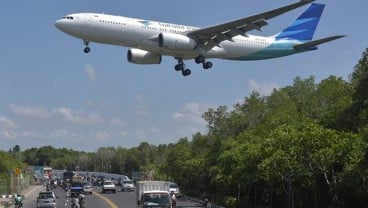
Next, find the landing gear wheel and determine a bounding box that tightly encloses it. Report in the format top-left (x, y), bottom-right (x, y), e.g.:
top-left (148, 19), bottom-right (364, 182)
top-left (203, 61), bottom-right (213, 69)
top-left (175, 58), bottom-right (191, 77)
top-left (182, 69), bottom-right (191, 76)
top-left (175, 64), bottom-right (184, 71)
top-left (195, 56), bottom-right (204, 64)
top-left (195, 55), bottom-right (213, 70)
top-left (84, 47), bottom-right (90, 53)
top-left (83, 40), bottom-right (90, 53)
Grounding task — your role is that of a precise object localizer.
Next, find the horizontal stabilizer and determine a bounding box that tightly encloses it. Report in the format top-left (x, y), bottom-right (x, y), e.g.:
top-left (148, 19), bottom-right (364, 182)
top-left (293, 35), bottom-right (346, 51)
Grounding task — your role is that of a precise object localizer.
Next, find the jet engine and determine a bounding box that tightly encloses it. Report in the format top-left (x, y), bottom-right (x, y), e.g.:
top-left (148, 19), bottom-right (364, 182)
top-left (127, 48), bottom-right (162, 64)
top-left (158, 33), bottom-right (197, 50)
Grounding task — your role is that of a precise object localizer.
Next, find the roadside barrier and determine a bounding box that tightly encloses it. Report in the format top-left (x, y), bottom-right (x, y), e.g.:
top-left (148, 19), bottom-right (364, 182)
top-left (0, 195), bottom-right (14, 208)
top-left (183, 195), bottom-right (226, 208)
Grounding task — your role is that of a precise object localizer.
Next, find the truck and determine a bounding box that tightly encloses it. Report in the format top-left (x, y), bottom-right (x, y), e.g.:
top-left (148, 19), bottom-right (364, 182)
top-left (70, 175), bottom-right (84, 197)
top-left (43, 167), bottom-right (53, 180)
top-left (136, 181), bottom-right (172, 208)
top-left (62, 171), bottom-right (75, 188)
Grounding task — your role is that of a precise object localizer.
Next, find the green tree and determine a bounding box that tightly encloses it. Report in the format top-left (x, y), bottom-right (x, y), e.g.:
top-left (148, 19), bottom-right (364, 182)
top-left (339, 48), bottom-right (368, 131)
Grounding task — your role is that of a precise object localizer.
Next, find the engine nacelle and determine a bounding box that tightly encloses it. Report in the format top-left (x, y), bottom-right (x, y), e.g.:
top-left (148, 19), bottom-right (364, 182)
top-left (158, 33), bottom-right (197, 51)
top-left (127, 48), bottom-right (162, 64)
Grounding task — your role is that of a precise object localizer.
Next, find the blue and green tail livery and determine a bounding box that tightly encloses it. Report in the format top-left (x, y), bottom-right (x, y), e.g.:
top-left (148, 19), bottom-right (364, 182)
top-left (276, 3), bottom-right (324, 41)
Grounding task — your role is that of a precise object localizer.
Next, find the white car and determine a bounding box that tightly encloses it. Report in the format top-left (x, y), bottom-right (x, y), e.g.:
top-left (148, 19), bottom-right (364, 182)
top-left (83, 182), bottom-right (93, 194)
top-left (121, 179), bottom-right (135, 192)
top-left (102, 180), bottom-right (116, 193)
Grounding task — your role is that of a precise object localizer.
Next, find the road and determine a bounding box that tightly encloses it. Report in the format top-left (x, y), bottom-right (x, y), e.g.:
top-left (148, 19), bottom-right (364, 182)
top-left (22, 186), bottom-right (108, 208)
top-left (21, 185), bottom-right (205, 208)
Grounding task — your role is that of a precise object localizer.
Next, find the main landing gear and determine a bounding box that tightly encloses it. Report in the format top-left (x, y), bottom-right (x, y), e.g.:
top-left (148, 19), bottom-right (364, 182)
top-left (175, 56), bottom-right (213, 77)
top-left (83, 40), bottom-right (90, 53)
top-left (175, 58), bottom-right (191, 76)
top-left (195, 55), bottom-right (213, 70)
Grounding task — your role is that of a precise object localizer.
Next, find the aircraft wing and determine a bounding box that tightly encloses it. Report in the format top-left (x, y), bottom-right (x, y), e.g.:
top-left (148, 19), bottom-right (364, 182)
top-left (187, 0), bottom-right (315, 50)
top-left (293, 35), bottom-right (346, 52)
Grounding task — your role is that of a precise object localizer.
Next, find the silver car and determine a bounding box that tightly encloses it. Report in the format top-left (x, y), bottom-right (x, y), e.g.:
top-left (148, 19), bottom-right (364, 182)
top-left (37, 191), bottom-right (57, 208)
top-left (83, 182), bottom-right (93, 194)
top-left (121, 179), bottom-right (135, 192)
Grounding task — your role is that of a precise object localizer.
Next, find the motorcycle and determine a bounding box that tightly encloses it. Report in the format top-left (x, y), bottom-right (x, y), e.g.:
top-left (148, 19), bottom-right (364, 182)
top-left (15, 202), bottom-right (23, 208)
top-left (14, 195), bottom-right (23, 208)
top-left (71, 197), bottom-right (80, 208)
top-left (71, 194), bottom-right (85, 208)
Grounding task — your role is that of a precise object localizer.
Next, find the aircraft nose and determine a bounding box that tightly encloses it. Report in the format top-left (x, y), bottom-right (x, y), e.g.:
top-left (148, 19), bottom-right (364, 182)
top-left (54, 19), bottom-right (64, 30)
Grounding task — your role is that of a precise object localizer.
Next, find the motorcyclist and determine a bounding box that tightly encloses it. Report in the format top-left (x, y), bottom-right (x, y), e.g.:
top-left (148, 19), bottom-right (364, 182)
top-left (14, 194), bottom-right (23, 208)
top-left (71, 197), bottom-right (80, 208)
top-left (78, 194), bottom-right (86, 208)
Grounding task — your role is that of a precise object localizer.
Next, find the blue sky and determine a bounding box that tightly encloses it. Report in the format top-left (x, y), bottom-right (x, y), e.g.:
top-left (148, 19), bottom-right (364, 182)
top-left (0, 0), bottom-right (366, 152)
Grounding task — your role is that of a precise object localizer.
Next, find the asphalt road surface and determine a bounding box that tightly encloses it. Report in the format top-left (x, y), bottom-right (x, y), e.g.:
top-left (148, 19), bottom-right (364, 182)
top-left (21, 185), bottom-right (205, 208)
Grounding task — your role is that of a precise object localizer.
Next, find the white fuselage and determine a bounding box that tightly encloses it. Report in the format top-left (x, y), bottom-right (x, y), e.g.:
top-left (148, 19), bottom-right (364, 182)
top-left (55, 13), bottom-right (296, 61)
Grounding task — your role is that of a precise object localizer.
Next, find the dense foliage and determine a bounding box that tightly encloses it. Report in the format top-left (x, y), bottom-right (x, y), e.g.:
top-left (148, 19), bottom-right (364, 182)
top-left (3, 48), bottom-right (368, 207)
top-left (0, 147), bottom-right (24, 188)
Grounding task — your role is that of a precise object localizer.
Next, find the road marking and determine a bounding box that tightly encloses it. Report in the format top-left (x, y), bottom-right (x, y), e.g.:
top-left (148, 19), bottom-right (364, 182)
top-left (93, 191), bottom-right (119, 208)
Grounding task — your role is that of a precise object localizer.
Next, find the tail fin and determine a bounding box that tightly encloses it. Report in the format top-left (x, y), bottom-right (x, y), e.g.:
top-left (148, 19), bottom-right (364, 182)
top-left (275, 3), bottom-right (325, 41)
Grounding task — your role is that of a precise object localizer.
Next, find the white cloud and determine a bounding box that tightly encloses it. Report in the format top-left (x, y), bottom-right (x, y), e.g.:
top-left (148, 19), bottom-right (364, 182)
top-left (85, 100), bottom-right (109, 109)
top-left (0, 116), bottom-right (17, 139)
top-left (172, 102), bottom-right (212, 136)
top-left (109, 118), bottom-right (125, 127)
top-left (51, 107), bottom-right (104, 125)
top-left (132, 129), bottom-right (147, 139)
top-left (0, 116), bottom-right (17, 129)
top-left (120, 131), bottom-right (128, 137)
top-left (172, 102), bottom-right (211, 126)
top-left (85, 100), bottom-right (96, 107)
top-left (95, 131), bottom-right (110, 142)
top-left (9, 104), bottom-right (50, 119)
top-left (2, 131), bottom-right (14, 139)
top-left (247, 79), bottom-right (278, 96)
top-left (22, 131), bottom-right (40, 137)
top-left (134, 94), bottom-right (150, 116)
top-left (50, 129), bottom-right (82, 139)
top-left (85, 64), bottom-right (96, 81)
top-left (172, 112), bottom-right (184, 120)
top-left (151, 126), bottom-right (160, 134)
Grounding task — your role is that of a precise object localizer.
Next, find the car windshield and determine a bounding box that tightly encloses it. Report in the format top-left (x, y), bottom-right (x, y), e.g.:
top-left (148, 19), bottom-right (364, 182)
top-left (39, 193), bottom-right (53, 199)
top-left (144, 193), bottom-right (170, 205)
top-left (123, 180), bottom-right (133, 184)
top-left (169, 183), bottom-right (178, 188)
top-left (71, 182), bottom-right (83, 187)
top-left (83, 182), bottom-right (91, 186)
top-left (104, 181), bottom-right (114, 185)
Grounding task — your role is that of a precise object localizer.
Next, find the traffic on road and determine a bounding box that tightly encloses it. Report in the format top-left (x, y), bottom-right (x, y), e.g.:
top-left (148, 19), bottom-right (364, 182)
top-left (18, 171), bottom-right (207, 208)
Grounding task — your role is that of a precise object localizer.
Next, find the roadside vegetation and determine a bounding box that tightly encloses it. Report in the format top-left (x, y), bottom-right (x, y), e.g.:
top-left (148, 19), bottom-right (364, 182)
top-left (2, 48), bottom-right (368, 207)
top-left (0, 146), bottom-right (25, 193)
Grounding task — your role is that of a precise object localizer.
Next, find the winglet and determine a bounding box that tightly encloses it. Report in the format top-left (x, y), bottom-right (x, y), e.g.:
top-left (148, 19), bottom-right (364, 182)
top-left (276, 3), bottom-right (324, 41)
top-left (293, 35), bottom-right (346, 52)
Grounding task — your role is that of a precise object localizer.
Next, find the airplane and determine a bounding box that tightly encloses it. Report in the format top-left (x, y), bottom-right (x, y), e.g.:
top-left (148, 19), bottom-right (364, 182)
top-left (54, 0), bottom-right (344, 77)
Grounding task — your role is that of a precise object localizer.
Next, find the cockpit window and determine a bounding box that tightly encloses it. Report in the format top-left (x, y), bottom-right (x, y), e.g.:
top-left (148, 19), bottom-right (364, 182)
top-left (63, 16), bottom-right (74, 20)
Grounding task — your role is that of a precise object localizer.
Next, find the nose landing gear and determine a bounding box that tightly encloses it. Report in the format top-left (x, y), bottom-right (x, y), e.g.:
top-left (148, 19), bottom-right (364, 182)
top-left (83, 40), bottom-right (90, 53)
top-left (84, 47), bottom-right (90, 53)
